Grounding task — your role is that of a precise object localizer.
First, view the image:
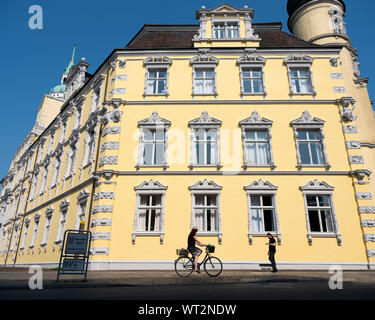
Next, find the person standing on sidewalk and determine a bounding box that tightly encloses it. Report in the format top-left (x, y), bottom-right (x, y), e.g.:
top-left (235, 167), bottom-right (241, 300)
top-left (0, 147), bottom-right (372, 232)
top-left (266, 233), bottom-right (278, 272)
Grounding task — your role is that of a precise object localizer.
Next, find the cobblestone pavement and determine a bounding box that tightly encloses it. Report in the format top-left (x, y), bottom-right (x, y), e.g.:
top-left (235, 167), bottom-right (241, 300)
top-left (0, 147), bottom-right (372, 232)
top-left (0, 267), bottom-right (374, 289)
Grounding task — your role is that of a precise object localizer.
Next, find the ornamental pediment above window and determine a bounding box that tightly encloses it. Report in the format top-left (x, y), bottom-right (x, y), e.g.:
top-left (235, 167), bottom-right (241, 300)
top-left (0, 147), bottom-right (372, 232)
top-left (190, 49), bottom-right (219, 65)
top-left (244, 179), bottom-right (278, 191)
top-left (285, 55), bottom-right (314, 65)
top-left (290, 110), bottom-right (325, 127)
top-left (188, 179), bottom-right (222, 191)
top-left (188, 111), bottom-right (222, 126)
top-left (237, 49), bottom-right (266, 65)
top-left (239, 111), bottom-right (273, 127)
top-left (134, 179), bottom-right (167, 191)
top-left (300, 179), bottom-right (334, 192)
top-left (138, 111), bottom-right (171, 127)
top-left (143, 56), bottom-right (172, 67)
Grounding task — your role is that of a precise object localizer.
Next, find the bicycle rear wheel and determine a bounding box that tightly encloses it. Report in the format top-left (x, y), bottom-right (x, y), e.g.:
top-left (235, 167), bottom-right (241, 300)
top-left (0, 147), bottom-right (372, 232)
top-left (204, 256), bottom-right (223, 277)
top-left (175, 257), bottom-right (194, 277)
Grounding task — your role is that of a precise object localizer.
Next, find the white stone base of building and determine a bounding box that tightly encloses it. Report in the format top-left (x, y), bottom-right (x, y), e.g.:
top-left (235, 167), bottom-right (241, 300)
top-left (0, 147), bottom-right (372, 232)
top-left (10, 260), bottom-right (370, 271)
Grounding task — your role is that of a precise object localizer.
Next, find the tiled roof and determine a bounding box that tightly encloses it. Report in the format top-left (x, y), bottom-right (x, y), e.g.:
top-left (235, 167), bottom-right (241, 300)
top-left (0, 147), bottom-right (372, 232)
top-left (125, 23), bottom-right (319, 50)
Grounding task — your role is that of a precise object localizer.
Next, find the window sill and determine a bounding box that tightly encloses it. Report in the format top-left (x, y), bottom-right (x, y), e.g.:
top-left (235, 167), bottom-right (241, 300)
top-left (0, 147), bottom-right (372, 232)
top-left (297, 164), bottom-right (331, 170)
top-left (136, 165), bottom-right (168, 170)
top-left (307, 232), bottom-right (342, 246)
top-left (132, 232), bottom-right (164, 244)
top-left (189, 164), bottom-right (222, 170)
top-left (143, 93), bottom-right (169, 97)
top-left (192, 93), bottom-right (217, 97)
top-left (243, 164), bottom-right (276, 170)
top-left (248, 232), bottom-right (281, 245)
top-left (196, 231), bottom-right (223, 244)
top-left (308, 232), bottom-right (336, 237)
top-left (241, 92), bottom-right (266, 96)
top-left (290, 92), bottom-right (316, 97)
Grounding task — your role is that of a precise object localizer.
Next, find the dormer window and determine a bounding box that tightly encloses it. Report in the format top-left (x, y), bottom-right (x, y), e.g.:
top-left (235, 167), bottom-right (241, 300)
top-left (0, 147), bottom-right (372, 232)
top-left (213, 22), bottom-right (239, 39)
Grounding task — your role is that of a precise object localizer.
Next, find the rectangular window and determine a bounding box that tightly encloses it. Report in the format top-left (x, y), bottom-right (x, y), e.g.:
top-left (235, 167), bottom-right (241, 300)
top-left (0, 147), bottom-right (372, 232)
top-left (242, 68), bottom-right (263, 94)
top-left (249, 195), bottom-right (276, 233)
top-left (146, 69), bottom-right (167, 95)
top-left (244, 130), bottom-right (271, 165)
top-left (29, 220), bottom-right (39, 248)
top-left (83, 131), bottom-right (95, 166)
top-left (193, 128), bottom-right (218, 165)
top-left (290, 68), bottom-right (313, 94)
top-left (41, 216), bottom-right (52, 245)
top-left (306, 194), bottom-right (334, 233)
top-left (76, 201), bottom-right (87, 230)
top-left (137, 195), bottom-right (162, 232)
top-left (66, 145), bottom-right (77, 177)
top-left (193, 194), bottom-right (218, 232)
top-left (297, 130), bottom-right (324, 165)
top-left (55, 209), bottom-right (67, 243)
top-left (51, 158), bottom-right (61, 186)
top-left (213, 23), bottom-right (239, 39)
top-left (194, 68), bottom-right (215, 95)
top-left (20, 222), bottom-right (30, 249)
top-left (141, 128), bottom-right (166, 165)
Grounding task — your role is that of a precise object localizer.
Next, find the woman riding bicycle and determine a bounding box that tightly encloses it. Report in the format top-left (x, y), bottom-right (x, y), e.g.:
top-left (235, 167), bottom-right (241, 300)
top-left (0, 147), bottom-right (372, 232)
top-left (187, 227), bottom-right (205, 273)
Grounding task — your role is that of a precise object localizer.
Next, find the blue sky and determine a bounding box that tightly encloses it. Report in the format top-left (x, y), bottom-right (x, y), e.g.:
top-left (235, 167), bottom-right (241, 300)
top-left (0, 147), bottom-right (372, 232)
top-left (0, 0), bottom-right (374, 180)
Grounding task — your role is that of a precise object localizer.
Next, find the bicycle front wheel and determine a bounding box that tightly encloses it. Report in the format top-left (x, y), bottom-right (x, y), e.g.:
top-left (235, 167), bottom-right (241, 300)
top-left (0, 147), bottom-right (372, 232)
top-left (204, 256), bottom-right (223, 277)
top-left (175, 257), bottom-right (194, 277)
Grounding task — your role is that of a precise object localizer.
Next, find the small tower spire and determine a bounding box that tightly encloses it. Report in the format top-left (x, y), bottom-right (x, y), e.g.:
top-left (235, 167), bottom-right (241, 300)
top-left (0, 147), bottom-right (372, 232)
top-left (63, 43), bottom-right (77, 76)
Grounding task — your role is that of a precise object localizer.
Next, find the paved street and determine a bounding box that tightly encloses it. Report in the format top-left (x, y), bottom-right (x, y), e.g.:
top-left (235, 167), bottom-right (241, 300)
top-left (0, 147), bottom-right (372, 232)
top-left (0, 280), bottom-right (374, 300)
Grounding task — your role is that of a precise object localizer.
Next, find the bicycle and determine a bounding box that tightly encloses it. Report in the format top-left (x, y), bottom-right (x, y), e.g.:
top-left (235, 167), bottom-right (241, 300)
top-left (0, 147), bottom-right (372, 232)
top-left (174, 244), bottom-right (223, 277)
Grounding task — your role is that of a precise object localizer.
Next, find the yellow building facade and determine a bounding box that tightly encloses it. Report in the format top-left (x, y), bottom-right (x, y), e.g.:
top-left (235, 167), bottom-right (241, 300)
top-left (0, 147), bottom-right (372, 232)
top-left (1, 1), bottom-right (374, 270)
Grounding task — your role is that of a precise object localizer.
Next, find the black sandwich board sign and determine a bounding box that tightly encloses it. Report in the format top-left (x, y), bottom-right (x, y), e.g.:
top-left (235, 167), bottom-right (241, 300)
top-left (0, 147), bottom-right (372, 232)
top-left (56, 230), bottom-right (92, 282)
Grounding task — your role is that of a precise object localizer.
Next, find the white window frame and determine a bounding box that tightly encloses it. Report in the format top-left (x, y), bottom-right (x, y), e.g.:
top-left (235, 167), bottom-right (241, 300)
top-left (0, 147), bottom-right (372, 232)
top-left (39, 166), bottom-right (48, 196)
top-left (237, 52), bottom-right (266, 96)
top-left (137, 112), bottom-right (171, 169)
top-left (82, 130), bottom-right (96, 167)
top-left (239, 111), bottom-right (275, 169)
top-left (90, 86), bottom-right (102, 113)
top-left (19, 218), bottom-right (30, 250)
top-left (65, 144), bottom-right (77, 179)
top-left (55, 200), bottom-right (69, 244)
top-left (188, 111), bottom-right (222, 169)
top-left (212, 20), bottom-right (240, 39)
top-left (291, 111), bottom-right (330, 170)
top-left (285, 55), bottom-right (316, 97)
top-left (192, 67), bottom-right (216, 96)
top-left (40, 207), bottom-right (53, 247)
top-left (73, 104), bottom-right (83, 130)
top-left (244, 179), bottom-right (281, 245)
top-left (132, 180), bottom-right (167, 244)
top-left (50, 157), bottom-right (61, 188)
top-left (143, 56), bottom-right (172, 97)
top-left (300, 180), bottom-right (341, 246)
top-left (189, 179), bottom-right (223, 244)
top-left (29, 213), bottom-right (40, 249)
top-left (190, 50), bottom-right (219, 97)
top-left (59, 121), bottom-right (67, 144)
top-left (76, 190), bottom-right (89, 230)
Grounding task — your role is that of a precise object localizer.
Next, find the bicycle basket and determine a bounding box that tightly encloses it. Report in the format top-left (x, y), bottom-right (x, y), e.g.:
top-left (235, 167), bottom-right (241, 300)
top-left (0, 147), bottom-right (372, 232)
top-left (176, 248), bottom-right (188, 257)
top-left (206, 244), bottom-right (215, 253)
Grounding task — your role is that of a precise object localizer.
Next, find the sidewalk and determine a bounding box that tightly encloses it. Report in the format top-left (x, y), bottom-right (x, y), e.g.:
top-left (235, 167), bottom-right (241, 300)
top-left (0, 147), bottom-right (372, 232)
top-left (0, 267), bottom-right (374, 290)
